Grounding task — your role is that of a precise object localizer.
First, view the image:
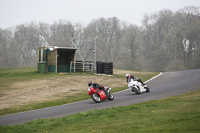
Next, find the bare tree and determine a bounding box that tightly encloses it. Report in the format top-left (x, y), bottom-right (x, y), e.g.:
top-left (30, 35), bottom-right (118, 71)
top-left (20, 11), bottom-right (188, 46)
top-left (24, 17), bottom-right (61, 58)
top-left (49, 20), bottom-right (74, 47)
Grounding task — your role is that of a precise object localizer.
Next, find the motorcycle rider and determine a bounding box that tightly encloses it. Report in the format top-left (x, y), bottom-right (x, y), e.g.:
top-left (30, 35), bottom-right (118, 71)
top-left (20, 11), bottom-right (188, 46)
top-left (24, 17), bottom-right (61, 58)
top-left (88, 80), bottom-right (109, 96)
top-left (125, 73), bottom-right (145, 86)
top-left (88, 80), bottom-right (94, 87)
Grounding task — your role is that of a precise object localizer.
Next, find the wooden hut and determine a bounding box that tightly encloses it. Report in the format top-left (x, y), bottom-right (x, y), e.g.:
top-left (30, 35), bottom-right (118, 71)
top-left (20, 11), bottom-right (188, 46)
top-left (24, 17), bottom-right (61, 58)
top-left (37, 47), bottom-right (77, 73)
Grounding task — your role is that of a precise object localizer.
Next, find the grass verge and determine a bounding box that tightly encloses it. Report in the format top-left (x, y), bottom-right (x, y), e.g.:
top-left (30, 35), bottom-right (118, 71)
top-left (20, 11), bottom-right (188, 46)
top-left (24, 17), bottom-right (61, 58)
top-left (0, 85), bottom-right (130, 116)
top-left (0, 67), bottom-right (159, 116)
top-left (1, 90), bottom-right (199, 132)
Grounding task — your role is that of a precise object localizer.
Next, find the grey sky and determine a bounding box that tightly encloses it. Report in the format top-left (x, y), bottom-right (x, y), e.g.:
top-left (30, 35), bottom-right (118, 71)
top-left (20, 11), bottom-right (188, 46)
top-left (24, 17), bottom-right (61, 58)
top-left (0, 0), bottom-right (199, 29)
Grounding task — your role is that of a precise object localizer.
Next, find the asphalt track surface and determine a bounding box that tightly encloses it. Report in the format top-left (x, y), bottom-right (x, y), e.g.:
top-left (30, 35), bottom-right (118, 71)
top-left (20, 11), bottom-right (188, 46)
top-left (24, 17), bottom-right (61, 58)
top-left (0, 69), bottom-right (200, 126)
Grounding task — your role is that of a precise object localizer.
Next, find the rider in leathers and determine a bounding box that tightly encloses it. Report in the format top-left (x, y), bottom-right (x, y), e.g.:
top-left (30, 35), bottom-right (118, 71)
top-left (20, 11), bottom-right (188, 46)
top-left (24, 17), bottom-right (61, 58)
top-left (88, 80), bottom-right (109, 96)
top-left (125, 73), bottom-right (145, 86)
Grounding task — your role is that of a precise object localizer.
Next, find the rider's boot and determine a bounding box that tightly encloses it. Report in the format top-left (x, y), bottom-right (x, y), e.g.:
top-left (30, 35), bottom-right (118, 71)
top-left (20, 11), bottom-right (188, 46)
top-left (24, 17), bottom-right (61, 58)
top-left (107, 88), bottom-right (111, 97)
top-left (141, 82), bottom-right (145, 86)
top-left (108, 88), bottom-right (111, 93)
top-left (105, 88), bottom-right (111, 97)
top-left (105, 90), bottom-right (108, 97)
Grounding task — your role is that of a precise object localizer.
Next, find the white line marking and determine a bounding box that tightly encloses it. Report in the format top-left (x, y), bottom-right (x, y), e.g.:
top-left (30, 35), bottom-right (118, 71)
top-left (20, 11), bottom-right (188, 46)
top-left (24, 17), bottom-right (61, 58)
top-left (144, 72), bottom-right (162, 83)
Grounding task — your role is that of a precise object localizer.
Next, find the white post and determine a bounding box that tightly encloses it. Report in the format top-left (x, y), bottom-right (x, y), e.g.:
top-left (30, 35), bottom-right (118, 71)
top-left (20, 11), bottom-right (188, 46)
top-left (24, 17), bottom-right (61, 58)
top-left (94, 36), bottom-right (98, 73)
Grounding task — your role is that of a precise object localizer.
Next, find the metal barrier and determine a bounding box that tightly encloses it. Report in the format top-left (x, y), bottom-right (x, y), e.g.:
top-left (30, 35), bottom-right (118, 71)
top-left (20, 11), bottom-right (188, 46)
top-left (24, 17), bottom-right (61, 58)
top-left (70, 61), bottom-right (113, 75)
top-left (70, 61), bottom-right (94, 73)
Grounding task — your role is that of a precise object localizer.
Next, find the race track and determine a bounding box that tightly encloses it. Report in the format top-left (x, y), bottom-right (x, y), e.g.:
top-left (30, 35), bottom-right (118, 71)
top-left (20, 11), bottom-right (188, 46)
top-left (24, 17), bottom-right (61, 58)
top-left (0, 69), bottom-right (200, 125)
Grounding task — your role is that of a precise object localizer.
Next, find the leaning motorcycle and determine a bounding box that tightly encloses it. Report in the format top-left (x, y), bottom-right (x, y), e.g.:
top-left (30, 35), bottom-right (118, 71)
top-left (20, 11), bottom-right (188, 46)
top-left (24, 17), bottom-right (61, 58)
top-left (88, 86), bottom-right (114, 103)
top-left (128, 78), bottom-right (150, 94)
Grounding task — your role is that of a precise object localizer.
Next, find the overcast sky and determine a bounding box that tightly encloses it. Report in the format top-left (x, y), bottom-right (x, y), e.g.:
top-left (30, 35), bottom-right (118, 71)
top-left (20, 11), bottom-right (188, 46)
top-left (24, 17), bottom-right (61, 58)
top-left (0, 0), bottom-right (199, 29)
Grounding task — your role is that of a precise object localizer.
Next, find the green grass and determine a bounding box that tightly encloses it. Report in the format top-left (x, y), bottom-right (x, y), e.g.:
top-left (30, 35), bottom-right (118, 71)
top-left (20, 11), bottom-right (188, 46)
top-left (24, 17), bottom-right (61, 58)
top-left (1, 90), bottom-right (199, 132)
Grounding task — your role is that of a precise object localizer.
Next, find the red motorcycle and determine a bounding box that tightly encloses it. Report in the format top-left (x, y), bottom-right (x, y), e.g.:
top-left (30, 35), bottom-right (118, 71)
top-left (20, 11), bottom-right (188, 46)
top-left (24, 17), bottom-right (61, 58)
top-left (88, 86), bottom-right (114, 103)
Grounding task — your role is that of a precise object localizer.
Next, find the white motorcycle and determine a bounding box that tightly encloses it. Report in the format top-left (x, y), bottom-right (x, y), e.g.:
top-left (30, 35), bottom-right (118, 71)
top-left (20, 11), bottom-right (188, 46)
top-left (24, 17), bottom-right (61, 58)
top-left (128, 78), bottom-right (150, 94)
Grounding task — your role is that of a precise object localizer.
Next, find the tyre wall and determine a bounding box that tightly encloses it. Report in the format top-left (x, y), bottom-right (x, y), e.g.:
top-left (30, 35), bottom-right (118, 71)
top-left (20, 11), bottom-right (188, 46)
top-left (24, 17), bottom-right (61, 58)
top-left (96, 61), bottom-right (113, 75)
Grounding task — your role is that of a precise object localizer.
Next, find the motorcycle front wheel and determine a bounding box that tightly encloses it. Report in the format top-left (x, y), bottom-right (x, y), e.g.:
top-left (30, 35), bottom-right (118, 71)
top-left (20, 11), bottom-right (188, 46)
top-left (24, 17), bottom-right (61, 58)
top-left (145, 87), bottom-right (150, 93)
top-left (91, 93), bottom-right (101, 103)
top-left (108, 93), bottom-right (114, 100)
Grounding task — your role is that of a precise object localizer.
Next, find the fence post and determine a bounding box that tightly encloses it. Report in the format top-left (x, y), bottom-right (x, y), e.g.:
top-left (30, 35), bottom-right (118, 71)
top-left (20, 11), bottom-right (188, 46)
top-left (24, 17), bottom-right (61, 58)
top-left (83, 61), bottom-right (85, 72)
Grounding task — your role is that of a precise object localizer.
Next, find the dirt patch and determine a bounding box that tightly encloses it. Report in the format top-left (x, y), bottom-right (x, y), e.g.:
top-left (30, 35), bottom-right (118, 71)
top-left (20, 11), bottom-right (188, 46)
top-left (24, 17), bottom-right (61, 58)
top-left (0, 74), bottom-right (126, 109)
top-left (113, 69), bottom-right (137, 75)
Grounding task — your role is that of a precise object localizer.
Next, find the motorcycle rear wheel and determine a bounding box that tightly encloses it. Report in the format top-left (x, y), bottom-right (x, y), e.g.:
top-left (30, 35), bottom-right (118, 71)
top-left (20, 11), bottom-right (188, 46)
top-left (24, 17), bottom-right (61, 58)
top-left (91, 93), bottom-right (101, 103)
top-left (132, 86), bottom-right (141, 94)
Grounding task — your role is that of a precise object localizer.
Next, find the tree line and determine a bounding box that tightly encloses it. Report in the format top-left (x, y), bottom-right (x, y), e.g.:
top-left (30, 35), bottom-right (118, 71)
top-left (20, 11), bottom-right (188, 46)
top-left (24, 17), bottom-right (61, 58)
top-left (0, 6), bottom-right (199, 71)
